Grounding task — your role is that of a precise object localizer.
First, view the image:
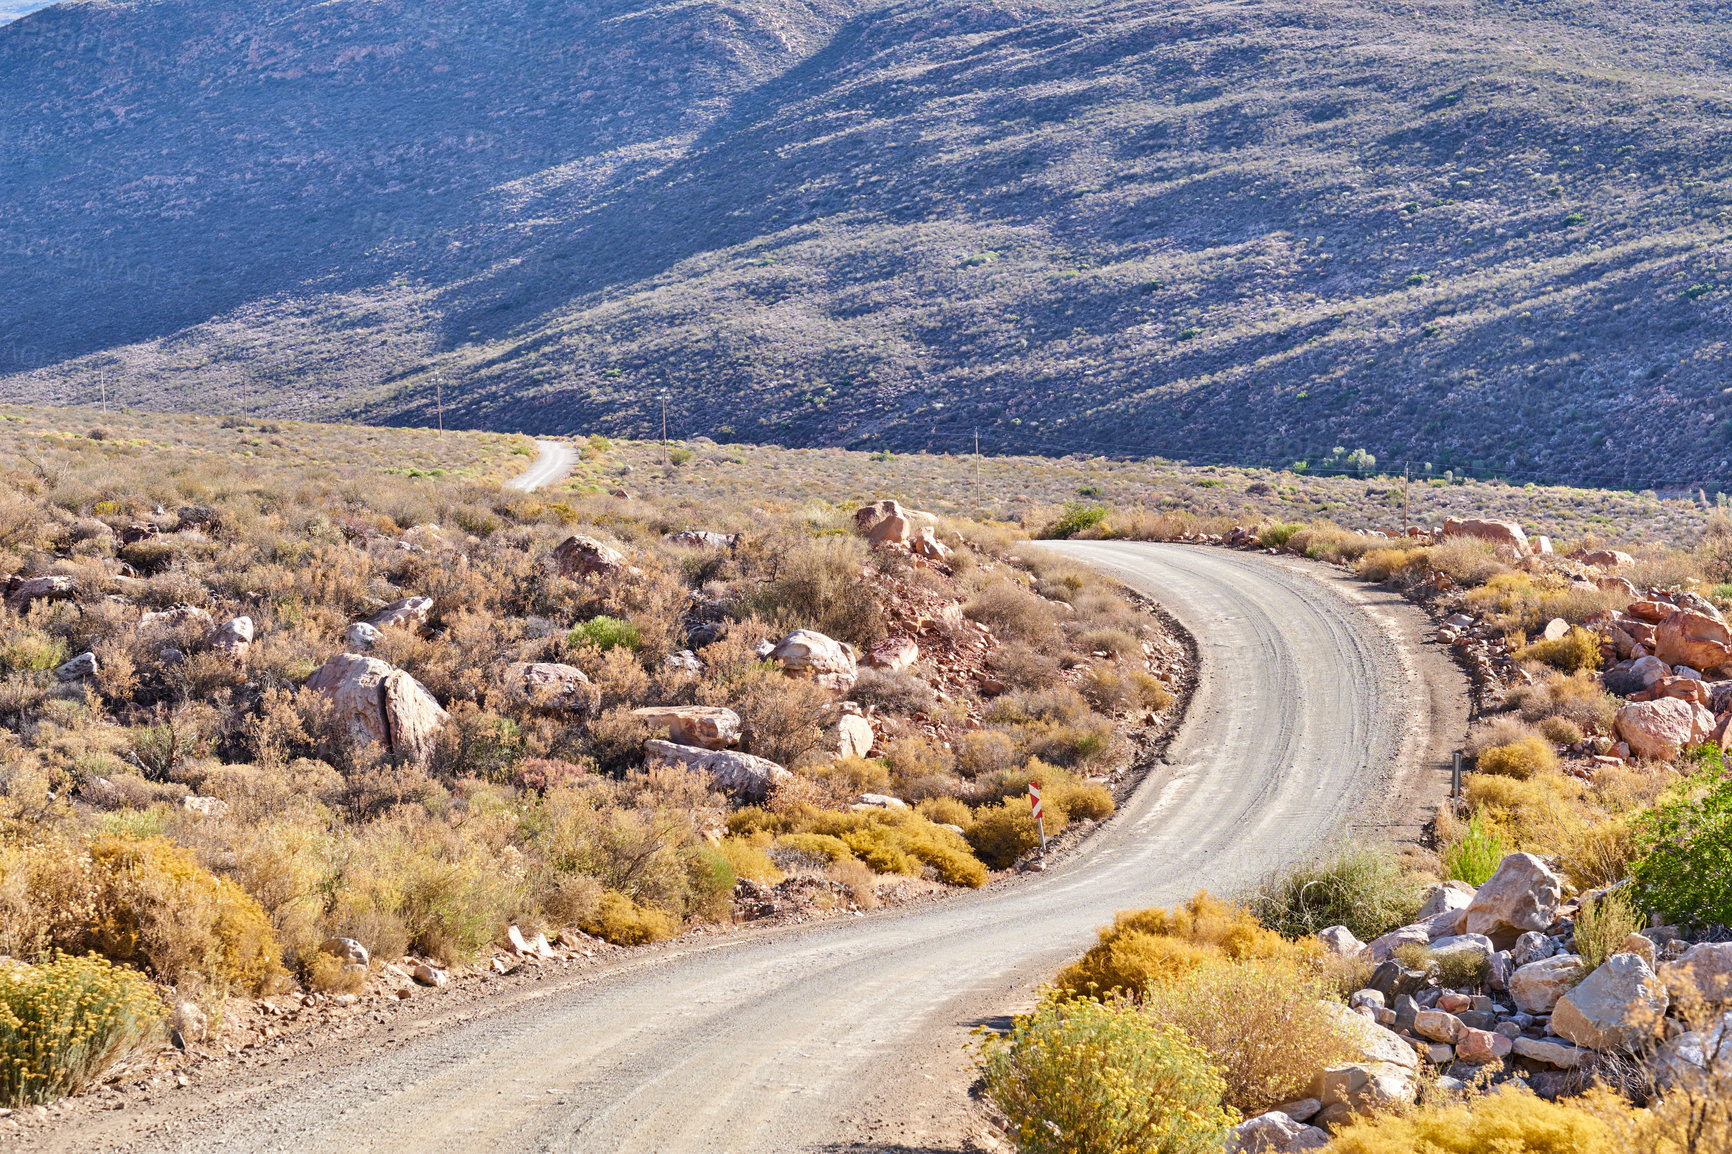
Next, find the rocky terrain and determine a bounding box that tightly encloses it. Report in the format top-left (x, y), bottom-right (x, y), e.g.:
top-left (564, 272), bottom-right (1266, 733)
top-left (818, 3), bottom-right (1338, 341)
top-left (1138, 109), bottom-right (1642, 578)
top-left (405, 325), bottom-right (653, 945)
top-left (0, 0), bottom-right (1729, 484)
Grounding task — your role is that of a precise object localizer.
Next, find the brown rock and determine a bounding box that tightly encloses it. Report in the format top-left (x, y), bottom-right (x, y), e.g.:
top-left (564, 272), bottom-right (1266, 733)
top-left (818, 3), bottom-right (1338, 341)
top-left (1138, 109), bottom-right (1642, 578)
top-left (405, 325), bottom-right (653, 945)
top-left (1597, 575), bottom-right (1640, 599)
top-left (5, 575), bottom-right (79, 608)
top-left (910, 525), bottom-right (952, 561)
top-left (1441, 517), bottom-right (1530, 557)
top-left (630, 705), bottom-right (741, 750)
top-left (866, 637), bottom-right (919, 671)
top-left (503, 662), bottom-right (595, 713)
top-left (306, 653), bottom-right (448, 766)
top-left (1454, 1027), bottom-right (1514, 1064)
top-left (1580, 549), bottom-right (1635, 568)
top-left (853, 499), bottom-right (908, 534)
top-left (1614, 697), bottom-right (1711, 761)
top-left (1654, 610), bottom-right (1732, 671)
top-left (1627, 600), bottom-right (1674, 625)
top-left (551, 534), bottom-right (627, 579)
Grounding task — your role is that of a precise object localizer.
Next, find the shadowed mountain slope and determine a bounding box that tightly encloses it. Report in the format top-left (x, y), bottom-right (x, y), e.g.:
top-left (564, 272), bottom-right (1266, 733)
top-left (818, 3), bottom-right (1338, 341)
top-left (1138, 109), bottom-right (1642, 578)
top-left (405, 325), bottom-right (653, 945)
top-left (1, 0), bottom-right (1729, 485)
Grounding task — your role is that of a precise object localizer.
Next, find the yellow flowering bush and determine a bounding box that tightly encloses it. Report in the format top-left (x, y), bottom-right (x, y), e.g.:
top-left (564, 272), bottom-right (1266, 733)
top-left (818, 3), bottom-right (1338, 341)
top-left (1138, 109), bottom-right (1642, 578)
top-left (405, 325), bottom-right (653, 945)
top-left (0, 953), bottom-right (163, 1107)
top-left (977, 992), bottom-right (1236, 1154)
top-left (1325, 1086), bottom-right (1626, 1153)
top-left (1056, 893), bottom-right (1313, 998)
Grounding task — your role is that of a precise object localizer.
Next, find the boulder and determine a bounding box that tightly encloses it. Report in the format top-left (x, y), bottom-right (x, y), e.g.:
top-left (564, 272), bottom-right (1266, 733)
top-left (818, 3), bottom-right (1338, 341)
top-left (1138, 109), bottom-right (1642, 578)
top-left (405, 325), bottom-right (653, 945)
top-left (1511, 1036), bottom-right (1590, 1069)
top-left (1654, 610), bottom-right (1732, 672)
top-left (1579, 549), bottom-right (1635, 568)
top-left (664, 530), bottom-right (737, 550)
top-left (1614, 697), bottom-right (1712, 761)
top-left (630, 705), bottom-right (741, 750)
top-left (1659, 942), bottom-right (1732, 1009)
top-left (305, 653), bottom-right (448, 766)
top-left (834, 712), bottom-right (875, 759)
top-left (1551, 953), bottom-right (1669, 1052)
top-left (5, 574), bottom-right (79, 609)
top-left (1621, 932), bottom-right (1657, 968)
top-left (865, 637), bottom-right (919, 672)
top-left (1462, 854), bottom-right (1563, 946)
top-left (1628, 599), bottom-right (1675, 624)
top-left (551, 534), bottom-right (627, 579)
top-left (1312, 1062), bottom-right (1417, 1114)
top-left (911, 525), bottom-right (952, 561)
top-left (1414, 1009), bottom-right (1465, 1044)
top-left (1320, 1000), bottom-right (1419, 1070)
top-left (1441, 517), bottom-right (1530, 557)
top-left (140, 602), bottom-right (213, 632)
top-left (1428, 934), bottom-right (1496, 966)
top-left (1511, 931), bottom-right (1557, 967)
top-left (1597, 575), bottom-right (1641, 599)
top-left (769, 629), bottom-right (858, 693)
top-left (367, 595), bottom-right (434, 632)
top-left (1366, 924), bottom-right (1430, 963)
top-left (1317, 926), bottom-right (1366, 958)
top-left (663, 649), bottom-right (704, 675)
top-left (1274, 1099), bottom-right (1321, 1123)
top-left (1630, 654), bottom-right (1671, 688)
top-left (1652, 1011), bottom-right (1732, 1091)
top-left (181, 795), bottom-right (227, 818)
top-left (346, 621), bottom-right (384, 650)
top-left (53, 651), bottom-right (98, 681)
top-left (412, 962), bottom-right (448, 988)
top-left (1508, 954), bottom-right (1586, 1014)
top-left (643, 739), bottom-right (789, 801)
top-left (211, 616), bottom-right (253, 656)
top-left (504, 662), bottom-right (595, 713)
top-left (867, 513), bottom-right (912, 547)
top-left (320, 937), bottom-right (370, 967)
top-left (1416, 880), bottom-right (1476, 921)
top-left (1454, 1027), bottom-right (1513, 1065)
top-left (1542, 618), bottom-right (1570, 642)
top-left (1228, 1112), bottom-right (1329, 1153)
top-left (853, 499), bottom-right (908, 534)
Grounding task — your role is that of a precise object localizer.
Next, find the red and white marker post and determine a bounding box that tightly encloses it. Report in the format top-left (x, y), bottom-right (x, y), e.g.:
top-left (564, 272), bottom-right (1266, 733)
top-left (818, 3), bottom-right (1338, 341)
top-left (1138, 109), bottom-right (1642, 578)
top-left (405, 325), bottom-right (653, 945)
top-left (1029, 781), bottom-right (1046, 852)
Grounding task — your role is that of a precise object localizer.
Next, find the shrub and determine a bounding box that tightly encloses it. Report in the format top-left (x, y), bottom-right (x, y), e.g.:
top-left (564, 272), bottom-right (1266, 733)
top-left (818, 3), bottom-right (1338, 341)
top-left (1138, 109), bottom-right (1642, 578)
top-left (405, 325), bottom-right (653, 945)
top-left (745, 534), bottom-right (886, 647)
top-left (717, 835), bottom-right (784, 885)
top-left (1573, 887), bottom-right (1645, 972)
top-left (1043, 503), bottom-right (1109, 539)
top-left (1141, 959), bottom-right (1348, 1115)
top-left (1325, 1086), bottom-right (1622, 1154)
top-left (1442, 815), bottom-right (1511, 886)
top-left (966, 795), bottom-right (1054, 869)
top-left (1476, 736), bottom-right (1558, 781)
top-left (803, 808), bottom-right (989, 887)
top-left (581, 891), bottom-right (678, 945)
top-left (1511, 673), bottom-right (1618, 733)
top-left (1259, 523), bottom-right (1305, 548)
top-left (1396, 942), bottom-right (1488, 990)
top-left (1250, 845), bottom-right (1424, 942)
top-left (1057, 894), bottom-right (1310, 999)
top-left (1538, 716), bottom-right (1584, 746)
top-left (1514, 627), bottom-right (1604, 674)
top-left (776, 832), bottom-right (855, 863)
top-left (977, 994), bottom-right (1236, 1154)
top-left (1632, 768), bottom-right (1732, 927)
top-left (0, 953), bottom-right (163, 1107)
top-left (568, 615), bottom-right (642, 651)
top-left (87, 835), bottom-right (286, 995)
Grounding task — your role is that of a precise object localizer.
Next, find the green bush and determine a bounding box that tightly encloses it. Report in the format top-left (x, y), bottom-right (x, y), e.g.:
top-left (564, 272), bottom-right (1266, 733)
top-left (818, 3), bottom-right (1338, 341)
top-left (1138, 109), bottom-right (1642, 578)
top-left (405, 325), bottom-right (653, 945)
top-left (0, 953), bottom-right (163, 1107)
top-left (1573, 887), bottom-right (1645, 972)
top-left (977, 993), bottom-right (1236, 1154)
top-left (568, 615), bottom-right (642, 651)
top-left (1250, 845), bottom-right (1423, 942)
top-left (1443, 815), bottom-right (1510, 887)
top-left (1259, 522), bottom-right (1305, 548)
top-left (1632, 766), bottom-right (1732, 927)
top-left (1043, 502), bottom-right (1109, 539)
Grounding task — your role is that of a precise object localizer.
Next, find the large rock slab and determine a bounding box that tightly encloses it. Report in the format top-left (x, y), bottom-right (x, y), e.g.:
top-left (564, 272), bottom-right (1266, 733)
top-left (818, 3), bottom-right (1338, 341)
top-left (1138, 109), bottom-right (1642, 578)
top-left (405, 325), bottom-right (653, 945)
top-left (1551, 953), bottom-right (1670, 1052)
top-left (769, 629), bottom-right (858, 693)
top-left (1654, 609), bottom-right (1732, 672)
top-left (643, 739), bottom-right (789, 801)
top-left (1659, 942), bottom-right (1732, 1009)
top-left (305, 653), bottom-right (448, 766)
top-left (1615, 697), bottom-right (1713, 761)
top-left (551, 534), bottom-right (627, 579)
top-left (1463, 853), bottom-right (1563, 945)
top-left (5, 574), bottom-right (78, 608)
top-left (631, 705), bottom-right (740, 749)
top-left (1512, 1036), bottom-right (1591, 1068)
top-left (1508, 954), bottom-right (1586, 1014)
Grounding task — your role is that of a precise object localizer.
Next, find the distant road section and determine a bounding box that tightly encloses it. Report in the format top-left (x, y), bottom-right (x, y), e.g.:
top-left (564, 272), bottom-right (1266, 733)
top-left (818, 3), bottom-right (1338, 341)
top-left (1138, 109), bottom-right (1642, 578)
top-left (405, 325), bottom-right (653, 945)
top-left (504, 438), bottom-right (576, 491)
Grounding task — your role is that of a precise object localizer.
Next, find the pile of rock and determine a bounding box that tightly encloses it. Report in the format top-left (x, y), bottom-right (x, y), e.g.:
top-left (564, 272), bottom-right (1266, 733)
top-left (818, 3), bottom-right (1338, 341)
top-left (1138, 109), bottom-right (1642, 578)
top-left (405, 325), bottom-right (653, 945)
top-left (1305, 853), bottom-right (1730, 1116)
top-left (1585, 587), bottom-right (1732, 763)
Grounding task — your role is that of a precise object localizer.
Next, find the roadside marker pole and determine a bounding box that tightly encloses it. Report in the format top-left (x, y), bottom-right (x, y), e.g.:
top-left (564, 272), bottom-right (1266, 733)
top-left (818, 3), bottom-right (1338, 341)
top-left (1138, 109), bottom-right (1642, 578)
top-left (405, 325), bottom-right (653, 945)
top-left (1451, 750), bottom-right (1463, 800)
top-left (1029, 781), bottom-right (1046, 852)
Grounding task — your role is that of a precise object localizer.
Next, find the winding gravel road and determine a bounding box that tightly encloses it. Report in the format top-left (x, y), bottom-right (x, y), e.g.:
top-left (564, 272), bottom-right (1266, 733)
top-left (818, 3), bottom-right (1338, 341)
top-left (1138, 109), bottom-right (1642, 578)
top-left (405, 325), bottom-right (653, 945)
top-left (504, 439), bottom-right (577, 491)
top-left (28, 543), bottom-right (1465, 1154)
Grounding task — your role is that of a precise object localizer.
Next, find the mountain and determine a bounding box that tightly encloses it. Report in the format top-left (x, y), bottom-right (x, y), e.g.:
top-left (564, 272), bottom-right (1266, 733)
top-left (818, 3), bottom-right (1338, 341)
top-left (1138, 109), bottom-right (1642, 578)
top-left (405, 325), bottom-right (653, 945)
top-left (0, 0), bottom-right (1728, 486)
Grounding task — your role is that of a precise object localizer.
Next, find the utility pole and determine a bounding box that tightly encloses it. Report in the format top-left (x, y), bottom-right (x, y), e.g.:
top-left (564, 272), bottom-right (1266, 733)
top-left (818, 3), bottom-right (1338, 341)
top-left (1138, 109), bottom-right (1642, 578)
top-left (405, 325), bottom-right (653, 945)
top-left (659, 391), bottom-right (670, 467)
top-left (99, 368), bottom-right (106, 413)
top-left (435, 377), bottom-right (444, 439)
top-left (1403, 464), bottom-right (1411, 536)
top-left (973, 428), bottom-right (981, 510)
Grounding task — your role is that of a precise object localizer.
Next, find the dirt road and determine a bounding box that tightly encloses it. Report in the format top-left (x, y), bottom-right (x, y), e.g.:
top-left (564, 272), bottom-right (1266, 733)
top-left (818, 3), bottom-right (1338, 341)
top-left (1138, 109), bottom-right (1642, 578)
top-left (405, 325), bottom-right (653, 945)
top-left (24, 543), bottom-right (1466, 1154)
top-left (503, 439), bottom-right (576, 491)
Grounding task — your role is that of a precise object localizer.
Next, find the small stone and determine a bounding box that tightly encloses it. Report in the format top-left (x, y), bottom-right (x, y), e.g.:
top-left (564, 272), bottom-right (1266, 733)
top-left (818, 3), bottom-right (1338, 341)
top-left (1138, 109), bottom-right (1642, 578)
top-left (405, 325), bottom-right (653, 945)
top-left (53, 651), bottom-right (98, 681)
top-left (411, 962), bottom-right (447, 988)
top-left (320, 937), bottom-right (370, 967)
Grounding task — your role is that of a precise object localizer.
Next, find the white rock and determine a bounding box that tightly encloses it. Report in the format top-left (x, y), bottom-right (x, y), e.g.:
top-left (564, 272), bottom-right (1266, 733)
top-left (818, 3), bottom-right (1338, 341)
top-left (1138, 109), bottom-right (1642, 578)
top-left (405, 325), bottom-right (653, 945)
top-left (1228, 1112), bottom-right (1329, 1153)
top-left (1366, 924), bottom-right (1431, 963)
top-left (630, 705), bottom-right (740, 749)
top-left (1317, 926), bottom-right (1365, 958)
top-left (304, 653), bottom-right (448, 766)
top-left (320, 937), bottom-right (370, 967)
top-left (346, 621), bottom-right (384, 650)
top-left (1462, 853), bottom-right (1563, 944)
top-left (1551, 953), bottom-right (1669, 1052)
top-left (768, 629), bottom-right (858, 693)
top-left (1508, 954), bottom-right (1586, 1014)
top-left (643, 739), bottom-right (789, 801)
top-left (854, 793), bottom-right (909, 810)
top-left (180, 795), bottom-right (227, 818)
top-left (1659, 942), bottom-right (1732, 1009)
top-left (53, 651), bottom-right (98, 681)
top-left (1415, 880), bottom-right (1476, 921)
top-left (411, 962), bottom-right (447, 987)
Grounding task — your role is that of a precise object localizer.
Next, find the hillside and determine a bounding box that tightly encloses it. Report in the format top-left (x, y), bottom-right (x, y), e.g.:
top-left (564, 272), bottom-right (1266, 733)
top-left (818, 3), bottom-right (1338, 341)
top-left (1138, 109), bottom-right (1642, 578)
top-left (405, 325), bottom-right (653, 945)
top-left (0, 0), bottom-right (1729, 485)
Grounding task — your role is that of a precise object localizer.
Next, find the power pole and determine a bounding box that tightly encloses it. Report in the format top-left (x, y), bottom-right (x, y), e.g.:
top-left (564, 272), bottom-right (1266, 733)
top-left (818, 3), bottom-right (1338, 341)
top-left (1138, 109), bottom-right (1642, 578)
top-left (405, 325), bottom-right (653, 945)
top-left (435, 377), bottom-right (444, 439)
top-left (973, 428), bottom-right (981, 510)
top-left (99, 368), bottom-right (106, 413)
top-left (660, 391), bottom-right (670, 467)
top-left (1403, 464), bottom-right (1411, 536)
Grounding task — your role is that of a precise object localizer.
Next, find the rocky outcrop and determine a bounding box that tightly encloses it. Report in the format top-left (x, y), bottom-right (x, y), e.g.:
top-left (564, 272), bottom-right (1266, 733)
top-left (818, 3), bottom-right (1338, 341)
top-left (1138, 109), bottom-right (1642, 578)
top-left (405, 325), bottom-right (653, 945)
top-left (305, 653), bottom-right (448, 766)
top-left (551, 534), bottom-right (627, 579)
top-left (769, 629), bottom-right (858, 693)
top-left (1551, 953), bottom-right (1669, 1052)
top-left (643, 739), bottom-right (789, 801)
top-left (503, 662), bottom-right (595, 713)
top-left (5, 574), bottom-right (78, 609)
top-left (630, 705), bottom-right (740, 749)
top-left (1462, 854), bottom-right (1563, 945)
top-left (664, 530), bottom-right (737, 549)
top-left (1441, 517), bottom-right (1530, 557)
top-left (367, 595), bottom-right (433, 632)
top-left (853, 499), bottom-right (908, 534)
